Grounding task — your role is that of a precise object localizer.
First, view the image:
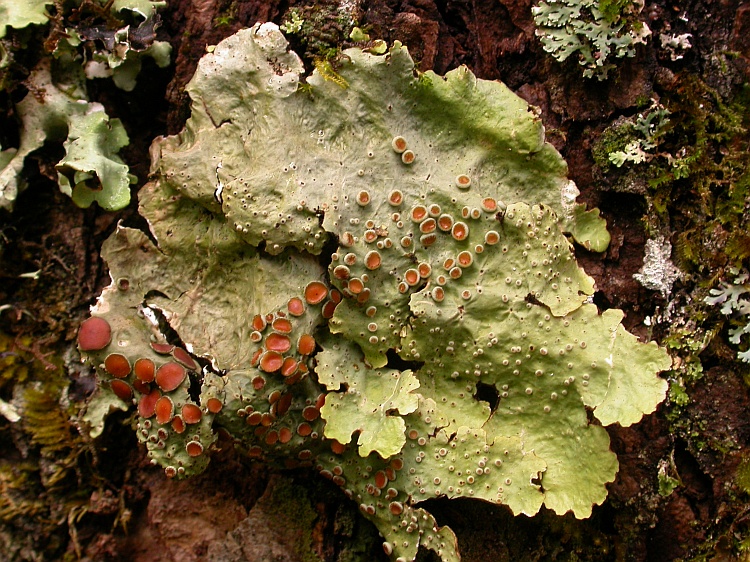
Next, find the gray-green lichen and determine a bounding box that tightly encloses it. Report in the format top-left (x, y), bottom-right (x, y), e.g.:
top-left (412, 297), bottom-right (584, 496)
top-left (606, 103), bottom-right (671, 167)
top-left (0, 0), bottom-right (169, 210)
top-left (532, 0), bottom-right (651, 80)
top-left (705, 270), bottom-right (750, 362)
top-left (79, 23), bottom-right (669, 562)
top-left (0, 59), bottom-right (136, 211)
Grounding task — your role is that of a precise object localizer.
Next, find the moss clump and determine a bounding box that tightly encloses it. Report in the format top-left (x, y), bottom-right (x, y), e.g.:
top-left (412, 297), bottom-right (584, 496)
top-left (736, 456), bottom-right (750, 496)
top-left (0, 333), bottom-right (32, 391)
top-left (0, 335), bottom-right (83, 558)
top-left (0, 330), bottom-right (136, 560)
top-left (593, 77), bottom-right (749, 272)
top-left (591, 117), bottom-right (639, 171)
top-left (598, 0), bottom-right (633, 23)
top-left (280, 1), bottom-right (360, 63)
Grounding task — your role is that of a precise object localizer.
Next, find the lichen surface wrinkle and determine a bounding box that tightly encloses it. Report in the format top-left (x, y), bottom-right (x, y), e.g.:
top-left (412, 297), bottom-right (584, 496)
top-left (79, 24), bottom-right (670, 562)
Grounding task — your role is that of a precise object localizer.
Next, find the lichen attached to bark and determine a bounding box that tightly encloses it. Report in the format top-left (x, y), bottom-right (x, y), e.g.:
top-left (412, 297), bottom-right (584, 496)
top-left (79, 23), bottom-right (669, 562)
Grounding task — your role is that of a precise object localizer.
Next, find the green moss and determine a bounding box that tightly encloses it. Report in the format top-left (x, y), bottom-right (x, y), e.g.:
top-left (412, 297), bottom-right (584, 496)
top-left (594, 77), bottom-right (747, 241)
top-left (598, 0), bottom-right (632, 23)
top-left (657, 458), bottom-right (681, 497)
top-left (0, 461), bottom-right (47, 523)
top-left (667, 379), bottom-right (690, 407)
top-left (214, 15), bottom-right (234, 27)
top-left (0, 337), bottom-right (102, 559)
top-left (259, 478), bottom-right (319, 562)
top-left (0, 333), bottom-right (31, 392)
top-left (593, 75), bottom-right (750, 393)
top-left (312, 57), bottom-right (349, 88)
top-left (591, 119), bottom-right (638, 170)
top-left (634, 93), bottom-right (653, 108)
top-left (280, 1), bottom-right (359, 64)
top-left (0, 322), bottom-right (142, 559)
top-left (213, 0), bottom-right (237, 27)
top-left (647, 75), bottom-right (750, 383)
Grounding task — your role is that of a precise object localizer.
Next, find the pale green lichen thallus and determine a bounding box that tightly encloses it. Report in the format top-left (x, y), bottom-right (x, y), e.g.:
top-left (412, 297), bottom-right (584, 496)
top-left (79, 23), bottom-right (670, 562)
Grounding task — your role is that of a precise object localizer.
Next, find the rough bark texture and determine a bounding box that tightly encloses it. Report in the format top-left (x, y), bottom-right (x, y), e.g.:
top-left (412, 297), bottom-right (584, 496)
top-left (1, 1), bottom-right (749, 561)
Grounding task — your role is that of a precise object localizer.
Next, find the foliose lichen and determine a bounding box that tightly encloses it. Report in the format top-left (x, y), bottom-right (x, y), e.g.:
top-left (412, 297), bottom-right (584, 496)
top-left (659, 32), bottom-right (692, 62)
top-left (79, 23), bottom-right (669, 562)
top-left (532, 0), bottom-right (651, 80)
top-left (71, 2), bottom-right (172, 92)
top-left (0, 1), bottom-right (50, 38)
top-left (606, 103), bottom-right (671, 168)
top-left (705, 270), bottom-right (750, 362)
top-left (0, 0), bottom-right (170, 211)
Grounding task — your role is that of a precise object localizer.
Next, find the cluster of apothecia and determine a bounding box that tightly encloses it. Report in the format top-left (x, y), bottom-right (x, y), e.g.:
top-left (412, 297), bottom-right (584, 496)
top-left (79, 277), bottom-right (355, 477)
top-left (78, 314), bottom-right (218, 477)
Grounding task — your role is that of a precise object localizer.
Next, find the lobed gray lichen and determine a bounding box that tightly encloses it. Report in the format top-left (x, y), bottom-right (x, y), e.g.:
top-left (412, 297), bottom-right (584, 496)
top-left (606, 103), bottom-right (671, 167)
top-left (705, 270), bottom-right (750, 362)
top-left (79, 24), bottom-right (669, 562)
top-left (532, 0), bottom-right (651, 80)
